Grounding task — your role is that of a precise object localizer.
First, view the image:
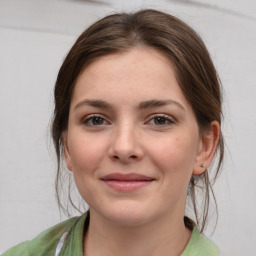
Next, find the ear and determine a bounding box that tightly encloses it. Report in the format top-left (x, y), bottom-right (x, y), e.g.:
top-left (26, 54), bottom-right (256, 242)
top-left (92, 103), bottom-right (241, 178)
top-left (62, 131), bottom-right (73, 172)
top-left (193, 121), bottom-right (220, 175)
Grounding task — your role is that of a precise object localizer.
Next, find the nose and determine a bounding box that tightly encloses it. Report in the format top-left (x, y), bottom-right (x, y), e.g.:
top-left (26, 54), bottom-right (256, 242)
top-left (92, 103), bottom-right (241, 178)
top-left (108, 123), bottom-right (144, 163)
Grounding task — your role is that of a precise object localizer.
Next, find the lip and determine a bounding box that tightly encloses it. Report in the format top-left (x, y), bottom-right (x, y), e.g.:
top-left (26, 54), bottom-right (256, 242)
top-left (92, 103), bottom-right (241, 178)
top-left (100, 173), bottom-right (155, 192)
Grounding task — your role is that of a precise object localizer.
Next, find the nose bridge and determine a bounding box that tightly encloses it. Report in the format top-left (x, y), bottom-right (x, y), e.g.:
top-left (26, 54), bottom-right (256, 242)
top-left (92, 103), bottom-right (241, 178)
top-left (110, 119), bottom-right (143, 161)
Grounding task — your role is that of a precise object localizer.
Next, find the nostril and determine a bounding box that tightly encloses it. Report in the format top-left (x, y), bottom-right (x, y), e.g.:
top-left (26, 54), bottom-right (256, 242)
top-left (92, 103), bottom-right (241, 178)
top-left (130, 155), bottom-right (137, 159)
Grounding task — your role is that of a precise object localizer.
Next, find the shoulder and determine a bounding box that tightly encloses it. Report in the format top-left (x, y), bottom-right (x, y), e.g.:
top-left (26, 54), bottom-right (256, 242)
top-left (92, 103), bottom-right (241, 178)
top-left (1, 241), bottom-right (30, 256)
top-left (182, 226), bottom-right (220, 256)
top-left (1, 215), bottom-right (84, 256)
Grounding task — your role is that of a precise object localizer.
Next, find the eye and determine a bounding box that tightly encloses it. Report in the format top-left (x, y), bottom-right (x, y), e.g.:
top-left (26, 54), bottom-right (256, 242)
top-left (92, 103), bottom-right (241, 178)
top-left (83, 115), bottom-right (109, 126)
top-left (147, 115), bottom-right (174, 126)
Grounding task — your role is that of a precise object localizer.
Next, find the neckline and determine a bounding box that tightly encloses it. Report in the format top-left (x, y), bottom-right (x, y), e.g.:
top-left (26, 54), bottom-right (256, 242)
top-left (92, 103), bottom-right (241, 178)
top-left (70, 213), bottom-right (200, 256)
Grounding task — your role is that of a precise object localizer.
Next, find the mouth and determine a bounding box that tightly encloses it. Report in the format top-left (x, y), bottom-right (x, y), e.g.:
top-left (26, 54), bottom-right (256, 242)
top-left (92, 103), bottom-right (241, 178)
top-left (100, 173), bottom-right (155, 192)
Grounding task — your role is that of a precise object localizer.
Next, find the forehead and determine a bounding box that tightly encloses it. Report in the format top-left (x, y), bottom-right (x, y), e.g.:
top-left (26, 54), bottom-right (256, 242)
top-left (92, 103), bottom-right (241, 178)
top-left (71, 47), bottom-right (190, 111)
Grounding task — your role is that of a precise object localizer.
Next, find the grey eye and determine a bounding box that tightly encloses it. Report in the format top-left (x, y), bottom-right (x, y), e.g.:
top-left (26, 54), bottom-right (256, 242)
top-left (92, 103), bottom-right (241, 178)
top-left (152, 116), bottom-right (172, 125)
top-left (83, 115), bottom-right (107, 126)
top-left (91, 117), bottom-right (104, 125)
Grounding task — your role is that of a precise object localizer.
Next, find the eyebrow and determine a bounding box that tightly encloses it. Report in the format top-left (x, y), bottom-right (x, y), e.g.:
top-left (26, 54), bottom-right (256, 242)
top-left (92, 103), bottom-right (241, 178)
top-left (74, 99), bottom-right (113, 110)
top-left (138, 99), bottom-right (185, 111)
top-left (74, 99), bottom-right (185, 111)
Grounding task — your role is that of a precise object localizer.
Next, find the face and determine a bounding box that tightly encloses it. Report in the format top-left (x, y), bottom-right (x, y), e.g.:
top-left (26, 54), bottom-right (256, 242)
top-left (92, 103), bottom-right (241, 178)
top-left (63, 48), bottom-right (209, 227)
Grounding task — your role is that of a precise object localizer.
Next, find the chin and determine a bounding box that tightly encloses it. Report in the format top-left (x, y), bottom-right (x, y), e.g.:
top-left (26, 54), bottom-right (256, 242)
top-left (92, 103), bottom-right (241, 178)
top-left (92, 201), bottom-right (154, 227)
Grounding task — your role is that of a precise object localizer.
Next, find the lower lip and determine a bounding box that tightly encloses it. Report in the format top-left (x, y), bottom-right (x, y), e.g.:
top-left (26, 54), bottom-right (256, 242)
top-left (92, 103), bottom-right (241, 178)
top-left (102, 180), bottom-right (153, 192)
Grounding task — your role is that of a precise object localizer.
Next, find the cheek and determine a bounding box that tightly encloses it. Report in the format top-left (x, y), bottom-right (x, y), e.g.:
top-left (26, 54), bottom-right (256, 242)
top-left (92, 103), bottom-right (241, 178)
top-left (67, 132), bottom-right (109, 204)
top-left (68, 132), bottom-right (108, 174)
top-left (148, 133), bottom-right (199, 176)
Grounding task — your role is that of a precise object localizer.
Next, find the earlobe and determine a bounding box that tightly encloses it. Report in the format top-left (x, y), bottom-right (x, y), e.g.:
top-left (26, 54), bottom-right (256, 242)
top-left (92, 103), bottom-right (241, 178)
top-left (62, 131), bottom-right (73, 172)
top-left (193, 121), bottom-right (220, 175)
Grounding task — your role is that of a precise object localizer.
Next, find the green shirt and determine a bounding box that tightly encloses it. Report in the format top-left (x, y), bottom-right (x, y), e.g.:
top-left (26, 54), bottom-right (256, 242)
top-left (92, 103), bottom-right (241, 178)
top-left (1, 214), bottom-right (219, 256)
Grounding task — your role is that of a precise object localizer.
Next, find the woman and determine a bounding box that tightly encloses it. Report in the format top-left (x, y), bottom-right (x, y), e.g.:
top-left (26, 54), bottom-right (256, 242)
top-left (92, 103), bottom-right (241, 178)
top-left (2, 9), bottom-right (223, 256)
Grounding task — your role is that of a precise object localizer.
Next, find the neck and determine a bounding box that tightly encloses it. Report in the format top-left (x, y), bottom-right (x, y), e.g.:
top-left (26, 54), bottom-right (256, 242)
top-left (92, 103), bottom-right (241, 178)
top-left (83, 211), bottom-right (191, 256)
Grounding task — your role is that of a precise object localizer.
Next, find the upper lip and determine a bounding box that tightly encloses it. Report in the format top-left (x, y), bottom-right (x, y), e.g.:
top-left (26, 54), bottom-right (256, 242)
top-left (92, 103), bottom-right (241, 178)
top-left (100, 173), bottom-right (155, 181)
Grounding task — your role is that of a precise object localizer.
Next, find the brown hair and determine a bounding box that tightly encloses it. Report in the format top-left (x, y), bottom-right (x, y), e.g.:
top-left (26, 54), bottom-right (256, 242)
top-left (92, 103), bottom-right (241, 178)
top-left (51, 9), bottom-right (224, 232)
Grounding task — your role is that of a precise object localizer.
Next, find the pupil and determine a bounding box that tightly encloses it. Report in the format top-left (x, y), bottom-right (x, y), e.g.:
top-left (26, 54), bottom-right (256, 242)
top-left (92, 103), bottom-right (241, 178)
top-left (93, 117), bottom-right (103, 125)
top-left (155, 117), bottom-right (165, 125)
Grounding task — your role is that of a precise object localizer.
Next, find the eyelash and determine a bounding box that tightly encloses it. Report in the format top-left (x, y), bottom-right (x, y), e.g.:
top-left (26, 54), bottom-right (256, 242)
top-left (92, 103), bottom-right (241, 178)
top-left (146, 114), bottom-right (175, 126)
top-left (82, 114), bottom-right (109, 127)
top-left (82, 114), bottom-right (175, 127)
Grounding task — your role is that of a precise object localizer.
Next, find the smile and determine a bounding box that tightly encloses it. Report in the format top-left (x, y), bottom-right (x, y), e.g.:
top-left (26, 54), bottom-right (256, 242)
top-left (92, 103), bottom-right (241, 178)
top-left (100, 173), bottom-right (155, 192)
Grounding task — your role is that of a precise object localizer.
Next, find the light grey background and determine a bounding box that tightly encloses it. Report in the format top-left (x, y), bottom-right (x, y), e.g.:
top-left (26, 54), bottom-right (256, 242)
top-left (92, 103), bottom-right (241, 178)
top-left (0, 0), bottom-right (256, 255)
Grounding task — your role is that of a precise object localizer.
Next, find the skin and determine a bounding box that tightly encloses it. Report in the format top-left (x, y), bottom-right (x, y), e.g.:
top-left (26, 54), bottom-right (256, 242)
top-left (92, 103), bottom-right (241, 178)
top-left (63, 47), bottom-right (219, 256)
